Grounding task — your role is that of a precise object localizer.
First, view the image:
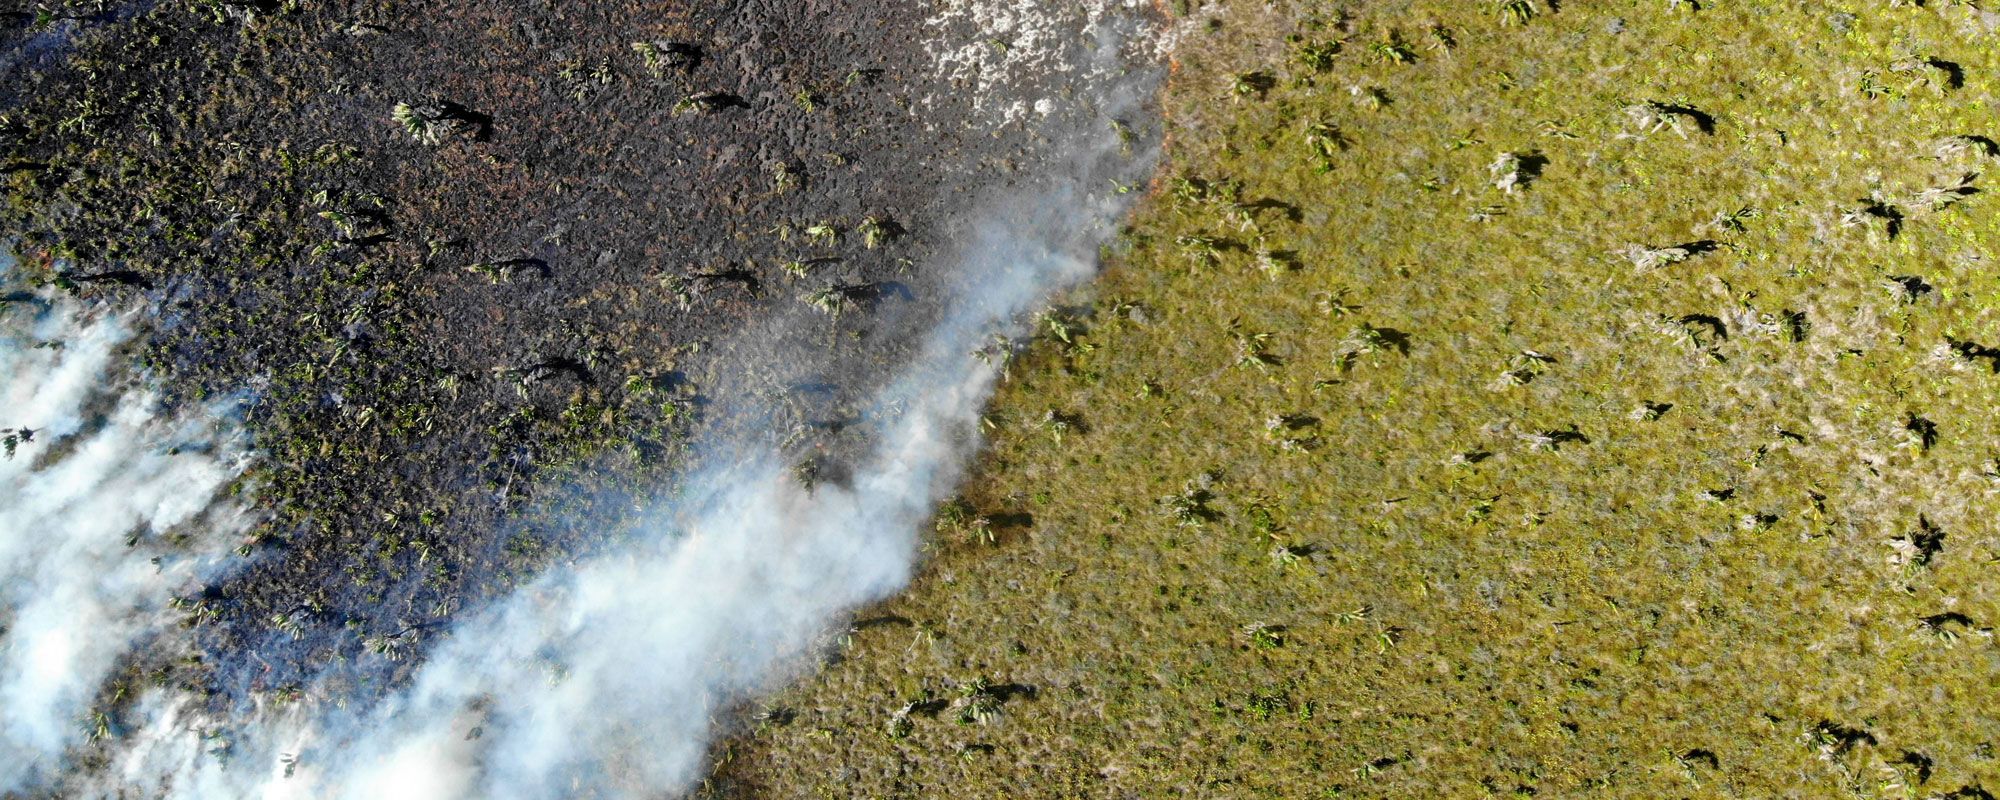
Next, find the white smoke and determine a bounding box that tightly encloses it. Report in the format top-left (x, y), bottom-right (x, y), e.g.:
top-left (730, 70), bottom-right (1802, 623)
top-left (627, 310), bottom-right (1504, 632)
top-left (7, 4), bottom-right (1163, 797)
top-left (338, 176), bottom-right (1119, 796)
top-left (0, 276), bottom-right (255, 793)
top-left (117, 107), bottom-right (1146, 800)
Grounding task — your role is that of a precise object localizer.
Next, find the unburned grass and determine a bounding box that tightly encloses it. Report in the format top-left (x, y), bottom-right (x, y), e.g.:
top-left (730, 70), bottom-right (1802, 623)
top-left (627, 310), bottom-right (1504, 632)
top-left (716, 1), bottom-right (2000, 797)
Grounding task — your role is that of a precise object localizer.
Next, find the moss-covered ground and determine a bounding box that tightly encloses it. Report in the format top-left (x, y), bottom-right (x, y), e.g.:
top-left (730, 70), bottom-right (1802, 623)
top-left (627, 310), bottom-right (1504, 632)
top-left (716, 2), bottom-right (2000, 796)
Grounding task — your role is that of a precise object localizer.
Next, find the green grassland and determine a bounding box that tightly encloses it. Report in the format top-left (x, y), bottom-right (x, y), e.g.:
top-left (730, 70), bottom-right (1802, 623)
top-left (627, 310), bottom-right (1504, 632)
top-left (716, 1), bottom-right (2000, 797)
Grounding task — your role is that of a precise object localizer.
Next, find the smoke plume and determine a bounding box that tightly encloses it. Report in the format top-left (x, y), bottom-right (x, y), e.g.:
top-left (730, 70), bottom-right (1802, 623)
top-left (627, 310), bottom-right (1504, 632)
top-left (0, 272), bottom-right (254, 793)
top-left (3, 4), bottom-right (1163, 797)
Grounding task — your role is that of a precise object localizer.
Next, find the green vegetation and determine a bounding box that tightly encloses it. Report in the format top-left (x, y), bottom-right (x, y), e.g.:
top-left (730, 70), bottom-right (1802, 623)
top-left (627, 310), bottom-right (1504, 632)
top-left (717, 1), bottom-right (2000, 796)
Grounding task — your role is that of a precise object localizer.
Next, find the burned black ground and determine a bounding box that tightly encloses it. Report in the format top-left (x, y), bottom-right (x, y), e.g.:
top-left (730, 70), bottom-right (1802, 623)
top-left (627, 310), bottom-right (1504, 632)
top-left (0, 0), bottom-right (1098, 711)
